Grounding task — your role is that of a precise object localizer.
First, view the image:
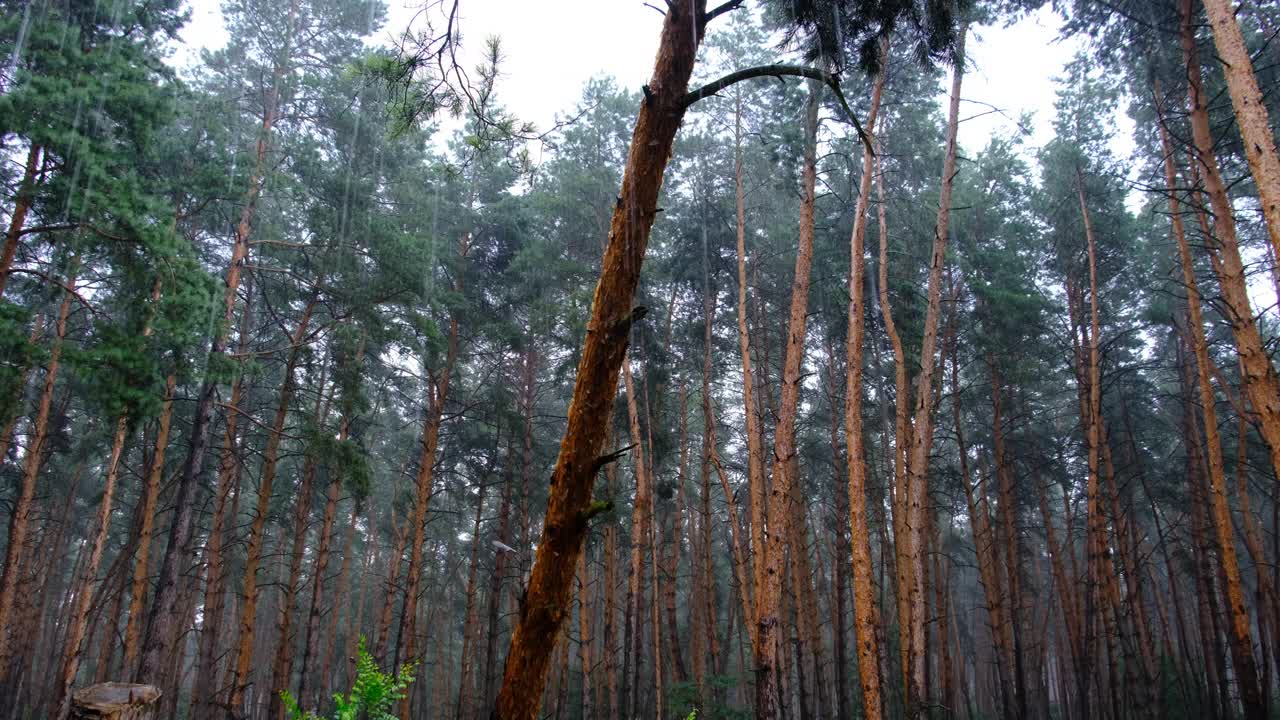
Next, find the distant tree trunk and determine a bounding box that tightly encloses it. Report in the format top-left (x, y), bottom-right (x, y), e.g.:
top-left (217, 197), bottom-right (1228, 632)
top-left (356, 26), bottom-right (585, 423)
top-left (989, 360), bottom-right (1027, 720)
top-left (399, 233), bottom-right (466, 718)
top-left (948, 320), bottom-right (1015, 720)
top-left (137, 0), bottom-right (301, 685)
top-left (824, 346), bottom-right (851, 720)
top-left (55, 414), bottom-right (128, 720)
top-left (56, 274), bottom-right (166, 717)
top-left (345, 517), bottom-right (376, 687)
top-left (621, 356), bottom-right (652, 720)
top-left (842, 48), bottom-right (887, 720)
top-left (457, 477), bottom-right (489, 720)
top-left (374, 500), bottom-right (409, 661)
top-left (191, 282), bottom-right (255, 720)
top-left (755, 81), bottom-right (820, 720)
top-left (930, 510), bottom-right (953, 718)
top-left (0, 144), bottom-right (43, 299)
top-left (94, 546), bottom-right (133, 684)
top-left (0, 264), bottom-right (75, 678)
top-left (902, 27), bottom-right (965, 718)
top-left (578, 552), bottom-right (594, 720)
top-left (695, 248), bottom-right (719, 705)
top-left (303, 339), bottom-right (366, 707)
top-left (227, 299), bottom-right (317, 718)
top-left (665, 386), bottom-right (690, 686)
top-left (1201, 0), bottom-right (1280, 302)
top-left (604, 482), bottom-right (621, 720)
top-left (320, 501), bottom-right (361, 695)
top-left (483, 449), bottom-right (515, 711)
top-left (275, 370), bottom-right (334, 716)
top-left (1180, 355), bottom-right (1231, 720)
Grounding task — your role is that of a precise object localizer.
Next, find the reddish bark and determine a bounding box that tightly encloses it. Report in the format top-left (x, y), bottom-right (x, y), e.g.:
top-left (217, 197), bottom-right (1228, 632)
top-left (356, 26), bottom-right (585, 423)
top-left (0, 264), bottom-right (76, 678)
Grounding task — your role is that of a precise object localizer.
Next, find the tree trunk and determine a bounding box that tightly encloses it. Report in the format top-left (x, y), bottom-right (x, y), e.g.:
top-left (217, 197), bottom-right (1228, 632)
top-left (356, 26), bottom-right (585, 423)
top-left (902, 26), bottom-right (966, 717)
top-left (989, 361), bottom-right (1028, 720)
top-left (137, 0), bottom-right (301, 686)
top-left (319, 502), bottom-right (361, 698)
top-left (1179, 0), bottom-right (1280, 493)
top-left (755, 81), bottom-right (820, 720)
top-left (483, 450), bottom-right (515, 711)
top-left (0, 144), bottom-right (43, 299)
top-left (191, 281), bottom-right (255, 720)
top-left (842, 49), bottom-right (886, 720)
top-left (696, 245), bottom-right (720, 705)
top-left (399, 235), bottom-right (466, 719)
top-left (374, 497), bottom-right (409, 662)
top-left (1162, 77), bottom-right (1267, 719)
top-left (493, 4), bottom-right (709, 717)
top-left (1201, 0), bottom-right (1280, 302)
top-left (54, 415), bottom-right (129, 720)
top-left (577, 552), bottom-right (594, 720)
top-left (121, 371), bottom-right (174, 679)
top-left (665, 386), bottom-right (689, 685)
top-left (0, 264), bottom-right (75, 677)
top-left (273, 365), bottom-right (333, 718)
top-left (456, 478), bottom-right (489, 720)
top-left (733, 87), bottom-right (766, 638)
top-left (949, 324), bottom-right (1015, 720)
top-left (227, 300), bottom-right (316, 718)
top-left (621, 356), bottom-right (651, 720)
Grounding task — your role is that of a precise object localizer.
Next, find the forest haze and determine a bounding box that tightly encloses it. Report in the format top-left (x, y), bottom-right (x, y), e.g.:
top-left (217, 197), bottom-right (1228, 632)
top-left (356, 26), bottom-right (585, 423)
top-left (2, 0), bottom-right (1280, 719)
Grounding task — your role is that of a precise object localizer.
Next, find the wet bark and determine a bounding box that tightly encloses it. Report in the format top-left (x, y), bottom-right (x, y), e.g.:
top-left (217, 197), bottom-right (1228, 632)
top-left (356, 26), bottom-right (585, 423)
top-left (0, 144), bottom-right (43, 299)
top-left (0, 264), bottom-right (76, 678)
top-left (137, 0), bottom-right (301, 686)
top-left (226, 299), bottom-right (317, 718)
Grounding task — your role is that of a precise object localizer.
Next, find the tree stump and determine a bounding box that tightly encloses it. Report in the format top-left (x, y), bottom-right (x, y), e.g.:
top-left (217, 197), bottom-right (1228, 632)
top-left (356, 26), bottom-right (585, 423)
top-left (70, 683), bottom-right (162, 720)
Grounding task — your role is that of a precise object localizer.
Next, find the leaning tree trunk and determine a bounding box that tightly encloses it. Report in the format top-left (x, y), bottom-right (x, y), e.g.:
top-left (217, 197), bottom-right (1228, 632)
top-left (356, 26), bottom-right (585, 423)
top-left (492, 4), bottom-right (708, 717)
top-left (1200, 0), bottom-right (1280, 302)
top-left (1160, 87), bottom-right (1267, 720)
top-left (1179, 0), bottom-right (1280, 498)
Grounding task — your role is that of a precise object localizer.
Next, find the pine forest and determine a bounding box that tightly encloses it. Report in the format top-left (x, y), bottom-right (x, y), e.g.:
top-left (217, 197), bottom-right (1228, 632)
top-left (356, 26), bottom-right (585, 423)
top-left (4, 0), bottom-right (1280, 719)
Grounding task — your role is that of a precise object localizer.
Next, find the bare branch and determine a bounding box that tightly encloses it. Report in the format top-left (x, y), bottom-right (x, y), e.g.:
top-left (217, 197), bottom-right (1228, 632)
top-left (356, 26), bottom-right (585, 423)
top-left (681, 64), bottom-right (874, 154)
top-left (704, 0), bottom-right (745, 25)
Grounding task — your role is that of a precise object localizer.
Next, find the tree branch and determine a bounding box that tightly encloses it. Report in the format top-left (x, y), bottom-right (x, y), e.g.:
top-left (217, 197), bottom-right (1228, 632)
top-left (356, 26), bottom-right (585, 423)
top-left (681, 64), bottom-right (873, 154)
top-left (704, 0), bottom-right (745, 25)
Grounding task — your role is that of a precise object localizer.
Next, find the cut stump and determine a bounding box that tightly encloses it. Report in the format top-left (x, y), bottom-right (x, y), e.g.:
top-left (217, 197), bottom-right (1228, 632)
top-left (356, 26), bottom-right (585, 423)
top-left (70, 683), bottom-right (162, 720)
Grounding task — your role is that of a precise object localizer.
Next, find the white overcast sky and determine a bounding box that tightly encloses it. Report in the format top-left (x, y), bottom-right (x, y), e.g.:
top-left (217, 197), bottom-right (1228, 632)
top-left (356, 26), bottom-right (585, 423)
top-left (174, 0), bottom-right (1133, 161)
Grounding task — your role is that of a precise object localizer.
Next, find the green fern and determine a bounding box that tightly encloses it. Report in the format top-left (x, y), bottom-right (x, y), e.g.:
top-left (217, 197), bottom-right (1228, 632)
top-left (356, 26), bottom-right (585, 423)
top-left (282, 637), bottom-right (416, 720)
